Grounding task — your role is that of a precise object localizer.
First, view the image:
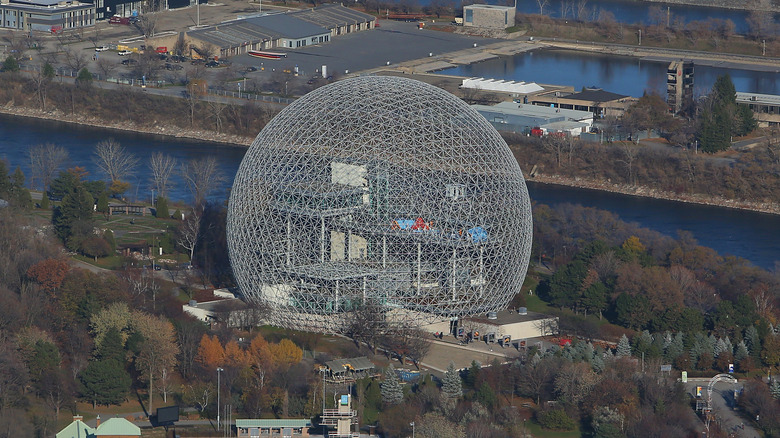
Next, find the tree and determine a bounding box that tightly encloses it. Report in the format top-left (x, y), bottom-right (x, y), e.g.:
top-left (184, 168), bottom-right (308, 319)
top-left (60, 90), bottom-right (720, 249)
top-left (155, 196), bottom-right (169, 218)
top-left (380, 364), bottom-right (403, 405)
top-left (269, 339), bottom-right (303, 370)
top-left (52, 185), bottom-right (94, 250)
top-left (616, 334), bottom-right (631, 358)
top-left (26, 258), bottom-right (70, 296)
top-left (93, 138), bottom-right (139, 184)
top-left (441, 361), bottom-right (462, 400)
top-left (149, 152), bottom-right (177, 198)
top-left (177, 207), bottom-right (202, 263)
top-left (1, 56), bottom-right (19, 72)
top-left (81, 235), bottom-right (111, 260)
top-left (28, 143), bottom-right (68, 191)
top-left (195, 334), bottom-right (225, 370)
top-left (78, 358), bottom-right (131, 408)
top-left (90, 302), bottom-right (133, 349)
top-left (75, 68), bottom-right (93, 88)
top-left (132, 312), bottom-right (179, 415)
top-left (181, 157), bottom-right (223, 206)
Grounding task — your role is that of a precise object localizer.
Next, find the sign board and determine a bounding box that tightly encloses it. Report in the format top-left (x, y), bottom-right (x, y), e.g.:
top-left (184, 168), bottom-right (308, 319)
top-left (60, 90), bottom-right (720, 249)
top-left (681, 371), bottom-right (688, 383)
top-left (729, 363), bottom-right (734, 373)
top-left (660, 364), bottom-right (672, 372)
top-left (340, 395), bottom-right (349, 406)
top-left (696, 386), bottom-right (702, 398)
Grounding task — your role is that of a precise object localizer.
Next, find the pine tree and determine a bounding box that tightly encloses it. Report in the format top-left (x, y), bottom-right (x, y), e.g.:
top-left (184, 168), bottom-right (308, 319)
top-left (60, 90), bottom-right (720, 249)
top-left (591, 352), bottom-right (605, 373)
top-left (770, 379), bottom-right (780, 400)
top-left (40, 193), bottom-right (49, 210)
top-left (155, 196), bottom-right (169, 218)
top-left (103, 229), bottom-right (116, 251)
top-left (714, 338), bottom-right (727, 358)
top-left (666, 332), bottom-right (685, 362)
top-left (745, 326), bottom-right (761, 358)
top-left (78, 359), bottom-right (131, 408)
top-left (735, 341), bottom-right (749, 361)
top-left (380, 365), bottom-right (403, 405)
top-left (441, 362), bottom-right (462, 400)
top-left (616, 334), bottom-right (631, 358)
top-left (96, 192), bottom-right (109, 214)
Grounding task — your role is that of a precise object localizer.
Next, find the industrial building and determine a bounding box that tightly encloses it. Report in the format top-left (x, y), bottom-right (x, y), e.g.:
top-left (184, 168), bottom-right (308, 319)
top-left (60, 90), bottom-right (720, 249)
top-left (530, 87), bottom-right (635, 118)
top-left (0, 0), bottom-right (94, 31)
top-left (462, 4), bottom-right (515, 29)
top-left (151, 4), bottom-right (375, 59)
top-left (667, 60), bottom-right (694, 114)
top-left (473, 101), bottom-right (594, 135)
top-left (736, 92), bottom-right (780, 127)
top-left (226, 76), bottom-right (533, 334)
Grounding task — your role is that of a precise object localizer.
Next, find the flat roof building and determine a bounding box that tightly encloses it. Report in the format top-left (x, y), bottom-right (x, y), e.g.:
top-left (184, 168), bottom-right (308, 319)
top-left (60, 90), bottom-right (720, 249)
top-left (736, 91), bottom-right (780, 127)
top-left (463, 4), bottom-right (515, 29)
top-left (473, 101), bottom-right (594, 135)
top-left (0, 0), bottom-right (94, 32)
top-left (531, 87), bottom-right (636, 118)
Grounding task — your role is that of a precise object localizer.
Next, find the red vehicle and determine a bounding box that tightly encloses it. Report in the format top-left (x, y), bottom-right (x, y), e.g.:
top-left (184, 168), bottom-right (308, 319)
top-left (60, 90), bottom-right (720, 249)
top-left (156, 47), bottom-right (168, 54)
top-left (530, 127), bottom-right (544, 137)
top-left (108, 16), bottom-right (130, 25)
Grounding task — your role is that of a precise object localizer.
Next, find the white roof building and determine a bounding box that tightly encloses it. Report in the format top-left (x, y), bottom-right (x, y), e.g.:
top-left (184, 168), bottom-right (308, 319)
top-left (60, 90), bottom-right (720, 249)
top-left (461, 77), bottom-right (545, 96)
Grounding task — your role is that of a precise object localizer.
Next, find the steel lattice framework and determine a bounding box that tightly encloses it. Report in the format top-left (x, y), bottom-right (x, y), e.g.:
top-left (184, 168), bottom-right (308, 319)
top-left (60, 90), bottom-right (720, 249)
top-left (227, 76), bottom-right (532, 333)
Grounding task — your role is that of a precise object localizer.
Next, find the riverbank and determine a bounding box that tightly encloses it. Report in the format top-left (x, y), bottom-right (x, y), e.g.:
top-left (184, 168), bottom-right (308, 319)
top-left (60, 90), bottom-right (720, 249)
top-left (529, 173), bottom-right (780, 215)
top-left (642, 0), bottom-right (780, 12)
top-left (0, 98), bottom-right (254, 148)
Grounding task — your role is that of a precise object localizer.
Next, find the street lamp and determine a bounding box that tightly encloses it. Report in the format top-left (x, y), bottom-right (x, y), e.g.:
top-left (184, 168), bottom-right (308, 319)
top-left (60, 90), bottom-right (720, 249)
top-left (410, 421), bottom-right (415, 438)
top-left (216, 367), bottom-right (224, 429)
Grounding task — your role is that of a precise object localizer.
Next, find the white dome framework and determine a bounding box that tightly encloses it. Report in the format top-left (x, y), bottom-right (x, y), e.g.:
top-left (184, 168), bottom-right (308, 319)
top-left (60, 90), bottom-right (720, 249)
top-left (227, 76), bottom-right (532, 333)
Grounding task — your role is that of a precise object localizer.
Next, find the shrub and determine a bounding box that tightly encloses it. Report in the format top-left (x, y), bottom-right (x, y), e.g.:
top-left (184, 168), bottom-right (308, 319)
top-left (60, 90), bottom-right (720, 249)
top-left (537, 408), bottom-right (576, 431)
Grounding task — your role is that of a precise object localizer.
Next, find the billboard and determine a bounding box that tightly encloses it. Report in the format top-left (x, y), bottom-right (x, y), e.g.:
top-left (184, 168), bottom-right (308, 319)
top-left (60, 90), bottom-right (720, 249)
top-left (156, 406), bottom-right (179, 425)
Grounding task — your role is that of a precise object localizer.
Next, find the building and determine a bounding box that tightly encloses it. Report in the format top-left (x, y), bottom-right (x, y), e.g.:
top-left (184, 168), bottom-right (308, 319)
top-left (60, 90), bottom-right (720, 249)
top-left (461, 77), bottom-right (545, 98)
top-left (736, 91), bottom-right (780, 127)
top-left (530, 87), bottom-right (635, 118)
top-left (226, 76), bottom-right (533, 334)
top-left (150, 4), bottom-right (375, 59)
top-left (473, 101), bottom-right (594, 135)
top-left (236, 419), bottom-right (311, 438)
top-left (424, 308), bottom-right (559, 344)
top-left (324, 356), bottom-right (376, 383)
top-left (462, 4), bottom-right (515, 29)
top-left (667, 60), bottom-right (694, 114)
top-left (0, 0), bottom-right (94, 32)
top-left (57, 415), bottom-right (141, 438)
top-left (321, 394), bottom-right (358, 438)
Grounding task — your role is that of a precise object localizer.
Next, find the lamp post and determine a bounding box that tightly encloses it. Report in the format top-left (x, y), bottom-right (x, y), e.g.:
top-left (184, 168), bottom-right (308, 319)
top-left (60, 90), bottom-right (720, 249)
top-left (410, 421), bottom-right (415, 438)
top-left (217, 367), bottom-right (223, 429)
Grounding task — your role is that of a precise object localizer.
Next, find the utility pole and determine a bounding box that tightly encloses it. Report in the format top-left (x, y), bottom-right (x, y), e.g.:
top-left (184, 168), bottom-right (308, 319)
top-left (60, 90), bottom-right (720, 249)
top-left (638, 29), bottom-right (642, 46)
top-left (763, 39), bottom-right (766, 56)
top-left (217, 367), bottom-right (223, 429)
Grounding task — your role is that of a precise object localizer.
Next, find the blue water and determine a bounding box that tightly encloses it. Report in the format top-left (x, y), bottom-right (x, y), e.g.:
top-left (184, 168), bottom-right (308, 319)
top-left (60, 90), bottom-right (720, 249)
top-left (0, 114), bottom-right (777, 269)
top-left (439, 49), bottom-right (780, 97)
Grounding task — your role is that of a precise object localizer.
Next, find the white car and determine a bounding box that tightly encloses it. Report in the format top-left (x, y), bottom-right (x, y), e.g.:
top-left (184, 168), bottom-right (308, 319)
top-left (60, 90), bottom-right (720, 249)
top-left (117, 50), bottom-right (133, 56)
top-left (95, 46), bottom-right (110, 52)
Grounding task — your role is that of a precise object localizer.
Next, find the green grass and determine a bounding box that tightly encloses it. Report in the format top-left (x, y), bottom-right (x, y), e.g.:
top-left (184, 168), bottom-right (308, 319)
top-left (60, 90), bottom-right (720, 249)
top-left (525, 419), bottom-right (582, 438)
top-left (72, 254), bottom-right (125, 270)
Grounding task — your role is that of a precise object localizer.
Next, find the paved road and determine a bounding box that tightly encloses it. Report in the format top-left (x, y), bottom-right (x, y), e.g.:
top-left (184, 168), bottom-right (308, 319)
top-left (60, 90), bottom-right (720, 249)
top-left (685, 378), bottom-right (760, 438)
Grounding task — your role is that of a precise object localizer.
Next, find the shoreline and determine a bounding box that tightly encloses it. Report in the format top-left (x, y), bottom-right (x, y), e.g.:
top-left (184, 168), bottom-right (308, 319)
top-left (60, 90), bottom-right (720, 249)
top-left (2, 95), bottom-right (778, 217)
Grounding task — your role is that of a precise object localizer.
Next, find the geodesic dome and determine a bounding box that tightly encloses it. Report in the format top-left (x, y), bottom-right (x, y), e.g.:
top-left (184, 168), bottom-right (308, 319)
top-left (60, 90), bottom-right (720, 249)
top-left (227, 76), bottom-right (532, 333)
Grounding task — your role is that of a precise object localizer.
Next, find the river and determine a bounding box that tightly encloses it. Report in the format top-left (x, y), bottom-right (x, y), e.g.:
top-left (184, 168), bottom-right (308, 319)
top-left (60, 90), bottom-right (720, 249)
top-left (439, 49), bottom-right (780, 97)
top-left (0, 114), bottom-right (777, 269)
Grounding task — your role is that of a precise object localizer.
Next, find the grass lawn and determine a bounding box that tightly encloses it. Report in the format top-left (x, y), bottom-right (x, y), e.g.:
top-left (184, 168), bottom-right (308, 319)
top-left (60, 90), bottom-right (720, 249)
top-left (525, 419), bottom-right (582, 438)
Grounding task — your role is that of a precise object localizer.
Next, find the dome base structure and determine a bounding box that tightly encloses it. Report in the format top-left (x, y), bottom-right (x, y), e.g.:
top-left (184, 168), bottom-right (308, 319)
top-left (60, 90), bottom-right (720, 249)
top-left (227, 76), bottom-right (532, 334)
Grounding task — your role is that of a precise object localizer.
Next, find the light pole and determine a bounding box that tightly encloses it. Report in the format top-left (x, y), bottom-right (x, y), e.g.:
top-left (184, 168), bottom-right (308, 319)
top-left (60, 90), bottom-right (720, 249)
top-left (151, 189), bottom-right (155, 207)
top-left (216, 367), bottom-right (223, 429)
top-left (410, 421), bottom-right (415, 438)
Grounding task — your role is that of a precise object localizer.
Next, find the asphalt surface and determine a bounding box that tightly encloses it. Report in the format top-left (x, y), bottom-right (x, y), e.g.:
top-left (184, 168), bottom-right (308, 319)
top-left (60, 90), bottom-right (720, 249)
top-left (684, 378), bottom-right (760, 438)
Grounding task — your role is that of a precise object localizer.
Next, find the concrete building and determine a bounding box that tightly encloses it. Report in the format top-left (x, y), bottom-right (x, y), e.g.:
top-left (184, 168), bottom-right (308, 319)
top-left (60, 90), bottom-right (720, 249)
top-left (473, 101), bottom-right (593, 135)
top-left (0, 0), bottom-right (94, 32)
top-left (236, 419), bottom-right (311, 438)
top-left (461, 77), bottom-right (544, 98)
top-left (151, 4), bottom-right (374, 59)
top-left (736, 91), bottom-right (780, 127)
top-left (424, 309), bottom-right (558, 344)
top-left (530, 87), bottom-right (635, 118)
top-left (57, 415), bottom-right (140, 438)
top-left (667, 60), bottom-right (694, 114)
top-left (463, 4), bottom-right (515, 29)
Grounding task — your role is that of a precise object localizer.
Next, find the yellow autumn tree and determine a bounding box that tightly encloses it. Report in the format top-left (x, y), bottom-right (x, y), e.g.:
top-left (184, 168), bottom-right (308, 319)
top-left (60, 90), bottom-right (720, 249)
top-left (248, 334), bottom-right (273, 371)
top-left (269, 339), bottom-right (303, 369)
top-left (224, 340), bottom-right (249, 368)
top-left (195, 334), bottom-right (225, 369)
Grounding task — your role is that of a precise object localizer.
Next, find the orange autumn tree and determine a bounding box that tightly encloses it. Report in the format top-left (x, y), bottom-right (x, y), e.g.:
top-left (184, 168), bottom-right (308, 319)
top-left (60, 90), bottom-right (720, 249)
top-left (195, 334), bottom-right (225, 369)
top-left (26, 258), bottom-right (70, 296)
top-left (269, 339), bottom-right (303, 370)
top-left (224, 340), bottom-right (250, 368)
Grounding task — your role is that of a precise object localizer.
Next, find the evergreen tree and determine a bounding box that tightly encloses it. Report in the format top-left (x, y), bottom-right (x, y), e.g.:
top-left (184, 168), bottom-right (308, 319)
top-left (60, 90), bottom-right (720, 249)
top-left (98, 327), bottom-right (125, 362)
top-left (616, 334), bottom-right (631, 358)
top-left (735, 340), bottom-right (749, 361)
top-left (666, 332), bottom-right (685, 362)
top-left (2, 56), bottom-right (19, 72)
top-left (380, 365), bottom-right (403, 405)
top-left (546, 259), bottom-right (588, 310)
top-left (714, 338), bottom-right (728, 358)
top-left (40, 193), bottom-right (49, 210)
top-left (53, 185), bottom-right (94, 249)
top-left (770, 379), bottom-right (780, 400)
top-left (42, 62), bottom-right (55, 79)
top-left (724, 337), bottom-right (734, 357)
top-left (155, 196), bottom-right (169, 218)
top-left (172, 209), bottom-right (182, 220)
top-left (0, 160), bottom-right (10, 197)
top-left (103, 229), bottom-right (116, 251)
top-left (632, 330), bottom-right (653, 357)
top-left (745, 326), bottom-right (761, 359)
top-left (78, 358), bottom-right (131, 408)
top-left (76, 68), bottom-right (93, 87)
top-left (96, 192), bottom-right (109, 214)
top-left (441, 362), bottom-right (462, 400)
top-left (591, 351), bottom-right (605, 373)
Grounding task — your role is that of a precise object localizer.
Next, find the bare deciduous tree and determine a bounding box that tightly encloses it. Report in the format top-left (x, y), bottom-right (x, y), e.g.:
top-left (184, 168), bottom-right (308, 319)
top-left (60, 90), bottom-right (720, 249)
top-left (95, 57), bottom-right (116, 82)
top-left (28, 143), bottom-right (68, 191)
top-left (93, 138), bottom-right (139, 183)
top-left (536, 0), bottom-right (549, 15)
top-left (149, 152), bottom-right (177, 198)
top-left (181, 157), bottom-right (223, 206)
top-left (138, 13), bottom-right (160, 36)
top-left (177, 208), bottom-right (202, 263)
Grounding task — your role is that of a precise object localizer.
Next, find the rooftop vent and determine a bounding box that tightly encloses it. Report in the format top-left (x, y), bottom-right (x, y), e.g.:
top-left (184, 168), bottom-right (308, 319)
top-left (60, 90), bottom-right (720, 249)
top-left (487, 311), bottom-right (498, 320)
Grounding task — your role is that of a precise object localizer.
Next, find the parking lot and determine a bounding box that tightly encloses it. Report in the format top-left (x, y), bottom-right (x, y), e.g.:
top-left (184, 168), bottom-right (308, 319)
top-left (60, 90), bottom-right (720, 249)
top-left (24, 1), bottom-right (497, 94)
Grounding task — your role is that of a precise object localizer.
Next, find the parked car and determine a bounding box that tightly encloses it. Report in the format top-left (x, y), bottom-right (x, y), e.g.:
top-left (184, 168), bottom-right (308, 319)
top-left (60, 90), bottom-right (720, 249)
top-left (95, 45), bottom-right (110, 52)
top-left (205, 60), bottom-right (219, 68)
top-left (243, 66), bottom-right (258, 73)
top-left (165, 63), bottom-right (183, 70)
top-left (117, 50), bottom-right (133, 56)
top-left (108, 16), bottom-right (130, 25)
top-left (121, 58), bottom-right (137, 65)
